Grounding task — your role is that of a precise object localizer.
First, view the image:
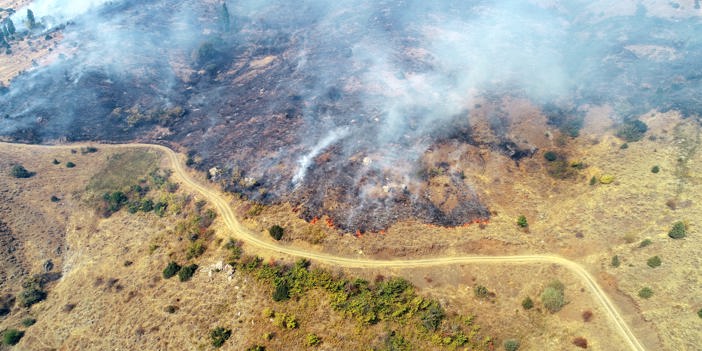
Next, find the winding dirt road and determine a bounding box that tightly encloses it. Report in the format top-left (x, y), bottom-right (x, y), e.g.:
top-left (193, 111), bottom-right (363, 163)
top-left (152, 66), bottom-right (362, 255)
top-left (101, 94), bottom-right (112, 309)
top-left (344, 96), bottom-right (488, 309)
top-left (3, 142), bottom-right (646, 351)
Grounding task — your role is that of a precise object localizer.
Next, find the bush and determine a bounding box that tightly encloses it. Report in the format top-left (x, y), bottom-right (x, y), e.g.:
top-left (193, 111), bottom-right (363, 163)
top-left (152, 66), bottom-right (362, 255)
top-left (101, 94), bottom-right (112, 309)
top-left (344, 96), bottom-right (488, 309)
top-left (306, 333), bottom-right (322, 346)
top-left (21, 318), bottom-right (36, 327)
top-left (572, 337), bottom-right (588, 349)
top-left (210, 327), bottom-right (232, 348)
top-left (517, 215), bottom-right (528, 228)
top-left (668, 221), bottom-right (687, 239)
top-left (50, 195), bottom-right (60, 202)
top-left (698, 308), bottom-right (702, 319)
top-left (543, 151), bottom-right (558, 162)
top-left (589, 176), bottom-right (597, 185)
top-left (420, 302), bottom-right (445, 332)
top-left (66, 162), bottom-right (76, 168)
top-left (178, 264), bottom-right (198, 282)
top-left (52, 159), bottom-right (60, 165)
top-left (651, 165), bottom-right (660, 173)
top-left (246, 345), bottom-right (265, 351)
top-left (163, 262), bottom-right (181, 279)
top-left (10, 164), bottom-right (32, 178)
top-left (474, 285), bottom-right (489, 298)
top-left (186, 241), bottom-right (205, 260)
top-left (647, 256), bottom-right (661, 268)
top-left (541, 280), bottom-right (566, 313)
top-left (638, 287), bottom-right (653, 299)
top-left (639, 239), bottom-right (652, 248)
top-left (611, 255), bottom-right (620, 268)
top-left (2, 329), bottom-right (23, 346)
top-left (521, 296), bottom-right (533, 310)
top-left (272, 281), bottom-right (290, 302)
top-left (599, 175), bottom-right (614, 184)
top-left (20, 288), bottom-right (47, 308)
top-left (616, 119), bottom-right (648, 142)
top-left (504, 339), bottom-right (520, 351)
top-left (269, 225), bottom-right (284, 241)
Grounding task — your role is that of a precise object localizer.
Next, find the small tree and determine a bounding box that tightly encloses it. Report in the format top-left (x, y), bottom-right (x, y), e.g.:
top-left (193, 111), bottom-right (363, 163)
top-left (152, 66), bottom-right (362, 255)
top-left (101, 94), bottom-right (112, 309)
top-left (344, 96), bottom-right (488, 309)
top-left (521, 296), bottom-right (533, 310)
top-left (474, 285), bottom-right (489, 298)
top-left (651, 165), bottom-right (660, 173)
top-left (306, 333), bottom-right (322, 346)
top-left (210, 327), bottom-right (232, 348)
top-left (269, 225), bottom-right (284, 241)
top-left (178, 264), bottom-right (198, 282)
top-left (11, 164), bottom-right (32, 178)
top-left (668, 221), bottom-right (687, 239)
top-left (638, 287), bottom-right (653, 299)
top-left (66, 162), bottom-right (76, 168)
top-left (2, 329), bottom-right (24, 346)
top-left (163, 262), bottom-right (181, 279)
top-left (504, 339), bottom-right (520, 351)
top-left (516, 215), bottom-right (528, 228)
top-left (272, 281), bottom-right (290, 301)
top-left (611, 255), bottom-right (620, 268)
top-left (646, 256), bottom-right (661, 268)
top-left (541, 280), bottom-right (566, 313)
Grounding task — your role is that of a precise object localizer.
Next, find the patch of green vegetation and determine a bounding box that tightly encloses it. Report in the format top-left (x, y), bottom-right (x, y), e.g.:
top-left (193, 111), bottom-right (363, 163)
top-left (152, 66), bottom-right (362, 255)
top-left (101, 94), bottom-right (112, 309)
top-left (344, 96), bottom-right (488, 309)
top-left (10, 164), bottom-right (32, 178)
top-left (504, 339), bottom-right (520, 351)
top-left (541, 280), bottom-right (566, 313)
top-left (516, 215), bottom-right (528, 228)
top-left (269, 225), bottom-right (284, 241)
top-left (638, 287), bottom-right (653, 299)
top-left (306, 333), bottom-right (322, 346)
top-left (521, 296), bottom-right (533, 310)
top-left (474, 285), bottom-right (489, 298)
top-left (186, 241), bottom-right (205, 260)
top-left (639, 239), bottom-right (652, 248)
top-left (52, 159), bottom-right (60, 165)
top-left (246, 345), bottom-right (266, 351)
top-left (19, 276), bottom-right (49, 308)
top-left (21, 318), bottom-right (36, 327)
top-left (589, 176), bottom-right (597, 185)
top-left (651, 165), bottom-right (660, 173)
top-left (163, 262), bottom-right (181, 279)
top-left (246, 203), bottom-right (265, 217)
top-left (87, 150), bottom-right (160, 195)
top-left (272, 311), bottom-right (298, 329)
top-left (2, 329), bottom-right (23, 346)
top-left (178, 264), bottom-right (198, 282)
top-left (50, 195), bottom-right (60, 202)
top-left (620, 143), bottom-right (629, 149)
top-left (80, 146), bottom-right (98, 154)
top-left (668, 221), bottom-right (687, 239)
top-left (611, 255), bottom-right (620, 268)
top-left (599, 175), bottom-right (614, 184)
top-left (647, 256), bottom-right (661, 268)
top-left (210, 327), bottom-right (232, 348)
top-left (616, 119), bottom-right (648, 142)
top-left (543, 151), bottom-right (558, 162)
top-left (698, 308), bottom-right (702, 319)
top-left (65, 161), bottom-right (76, 168)
top-left (546, 156), bottom-right (579, 179)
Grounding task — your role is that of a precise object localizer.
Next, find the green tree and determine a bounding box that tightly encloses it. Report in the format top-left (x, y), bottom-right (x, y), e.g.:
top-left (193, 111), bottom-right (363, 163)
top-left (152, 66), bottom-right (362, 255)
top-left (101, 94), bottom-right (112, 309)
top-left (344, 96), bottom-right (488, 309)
top-left (66, 161), bottom-right (76, 168)
top-left (646, 256), bottom-right (661, 268)
top-left (521, 296), bottom-right (533, 310)
top-left (11, 164), bottom-right (32, 178)
top-left (272, 281), bottom-right (290, 301)
top-left (638, 287), bottom-right (653, 299)
top-left (651, 165), bottom-right (660, 173)
top-left (2, 329), bottom-right (24, 346)
top-left (22, 318), bottom-right (36, 327)
top-left (178, 264), bottom-right (198, 282)
top-left (210, 327), bottom-right (232, 348)
top-left (163, 261), bottom-right (181, 279)
top-left (668, 221), bottom-right (687, 239)
top-left (269, 225), bottom-right (284, 240)
top-left (516, 215), bottom-right (528, 228)
top-left (541, 280), bottom-right (566, 313)
top-left (306, 333), bottom-right (322, 346)
top-left (504, 339), bottom-right (520, 351)
top-left (27, 9), bottom-right (36, 29)
top-left (616, 119), bottom-right (648, 142)
top-left (611, 255), bottom-right (620, 268)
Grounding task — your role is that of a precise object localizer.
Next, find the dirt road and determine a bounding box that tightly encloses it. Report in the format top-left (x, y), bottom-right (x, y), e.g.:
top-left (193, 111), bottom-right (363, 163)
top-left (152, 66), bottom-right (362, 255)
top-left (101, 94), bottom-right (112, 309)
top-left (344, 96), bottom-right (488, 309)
top-left (1, 141), bottom-right (646, 351)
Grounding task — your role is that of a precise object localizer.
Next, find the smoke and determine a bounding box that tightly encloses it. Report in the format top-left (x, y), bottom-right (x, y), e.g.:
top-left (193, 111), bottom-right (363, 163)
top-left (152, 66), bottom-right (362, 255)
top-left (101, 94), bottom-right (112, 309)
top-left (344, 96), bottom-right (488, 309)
top-left (1, 0), bottom-right (702, 230)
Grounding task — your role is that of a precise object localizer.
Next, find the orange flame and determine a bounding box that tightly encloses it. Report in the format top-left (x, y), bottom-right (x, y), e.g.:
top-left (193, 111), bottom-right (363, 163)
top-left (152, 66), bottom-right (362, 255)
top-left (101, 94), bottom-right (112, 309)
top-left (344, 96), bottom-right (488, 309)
top-left (310, 217), bottom-right (319, 225)
top-left (325, 217), bottom-right (335, 228)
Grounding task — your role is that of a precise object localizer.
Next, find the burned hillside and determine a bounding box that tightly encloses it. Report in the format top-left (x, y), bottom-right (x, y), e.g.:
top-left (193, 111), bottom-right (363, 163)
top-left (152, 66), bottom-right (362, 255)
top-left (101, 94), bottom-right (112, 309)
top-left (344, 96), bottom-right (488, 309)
top-left (2, 1), bottom-right (702, 231)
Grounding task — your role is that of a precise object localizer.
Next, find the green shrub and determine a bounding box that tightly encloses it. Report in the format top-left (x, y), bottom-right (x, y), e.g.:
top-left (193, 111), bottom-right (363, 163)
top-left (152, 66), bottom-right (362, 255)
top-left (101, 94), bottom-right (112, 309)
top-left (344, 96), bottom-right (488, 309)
top-left (420, 302), bottom-right (445, 332)
top-left (52, 159), bottom-right (60, 165)
top-left (543, 151), bottom-right (558, 162)
top-left (269, 225), bottom-right (284, 240)
top-left (620, 143), bottom-right (629, 149)
top-left (474, 285), bottom-right (489, 298)
top-left (21, 318), bottom-right (36, 327)
top-left (616, 120), bottom-right (648, 142)
top-left (140, 199), bottom-right (154, 212)
top-left (20, 287), bottom-right (47, 307)
top-left (668, 221), bottom-right (687, 239)
top-left (638, 287), bottom-right (653, 299)
top-left (66, 162), bottom-right (76, 168)
top-left (10, 164), bottom-right (32, 178)
top-left (599, 175), bottom-right (614, 184)
top-left (611, 255), bottom-right (620, 268)
top-left (163, 262), bottom-right (181, 279)
top-left (50, 195), bottom-right (60, 202)
top-left (639, 239), bottom-right (652, 248)
top-left (178, 264), bottom-right (198, 282)
top-left (647, 256), bottom-right (661, 268)
top-left (589, 176), bottom-right (597, 185)
top-left (2, 329), bottom-right (24, 346)
top-left (651, 165), bottom-right (660, 173)
top-left (306, 333), bottom-right (322, 346)
top-left (246, 345), bottom-right (265, 351)
top-left (272, 281), bottom-right (290, 302)
top-left (504, 339), bottom-right (520, 351)
top-left (154, 201), bottom-right (168, 217)
top-left (210, 327), bottom-right (232, 348)
top-left (541, 280), bottom-right (566, 313)
top-left (521, 296), bottom-right (533, 310)
top-left (516, 215), bottom-right (528, 228)
top-left (697, 308), bottom-right (702, 319)
top-left (186, 241), bottom-right (205, 260)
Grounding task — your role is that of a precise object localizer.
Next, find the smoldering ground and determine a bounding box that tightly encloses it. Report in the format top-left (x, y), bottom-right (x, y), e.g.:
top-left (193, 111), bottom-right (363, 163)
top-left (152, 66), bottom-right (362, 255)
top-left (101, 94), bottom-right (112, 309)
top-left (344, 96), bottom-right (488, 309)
top-left (1, 0), bottom-right (702, 231)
